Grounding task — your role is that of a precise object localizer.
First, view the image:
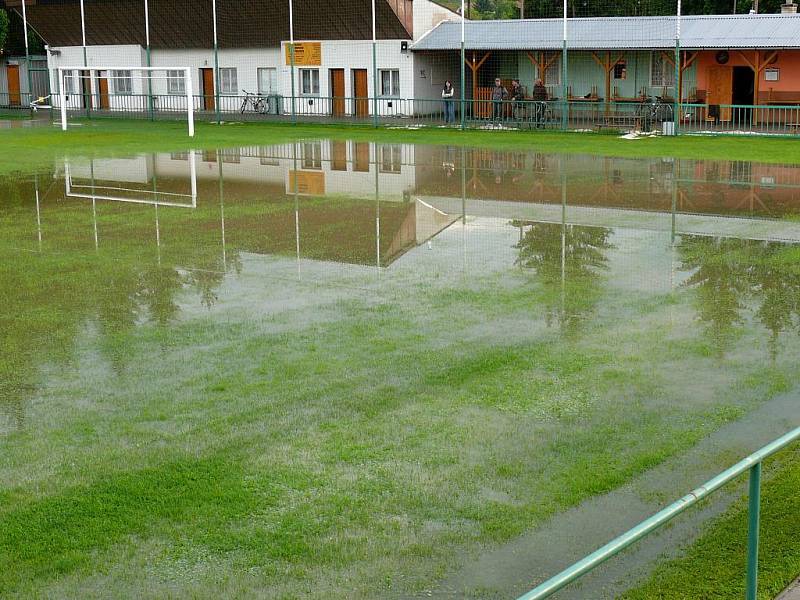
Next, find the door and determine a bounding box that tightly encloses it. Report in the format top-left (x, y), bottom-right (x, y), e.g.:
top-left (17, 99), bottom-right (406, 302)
top-left (98, 73), bottom-right (110, 109)
top-left (353, 69), bottom-right (368, 118)
top-left (706, 66), bottom-right (732, 122)
top-left (201, 68), bottom-right (215, 111)
top-left (331, 140), bottom-right (347, 171)
top-left (80, 70), bottom-right (93, 109)
top-left (330, 69), bottom-right (345, 117)
top-left (7, 65), bottom-right (21, 106)
top-left (353, 142), bottom-right (370, 172)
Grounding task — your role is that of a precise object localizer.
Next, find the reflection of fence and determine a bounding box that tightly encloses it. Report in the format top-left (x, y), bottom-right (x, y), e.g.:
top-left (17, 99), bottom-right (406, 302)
top-left (516, 425), bottom-right (800, 600)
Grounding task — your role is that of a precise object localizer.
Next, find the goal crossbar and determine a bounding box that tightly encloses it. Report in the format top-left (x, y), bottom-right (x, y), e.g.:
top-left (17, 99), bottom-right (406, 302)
top-left (56, 66), bottom-right (194, 137)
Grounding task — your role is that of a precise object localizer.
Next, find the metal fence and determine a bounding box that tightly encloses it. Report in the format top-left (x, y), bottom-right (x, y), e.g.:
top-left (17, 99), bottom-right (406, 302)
top-left (6, 0), bottom-right (800, 137)
top-left (31, 91), bottom-right (800, 137)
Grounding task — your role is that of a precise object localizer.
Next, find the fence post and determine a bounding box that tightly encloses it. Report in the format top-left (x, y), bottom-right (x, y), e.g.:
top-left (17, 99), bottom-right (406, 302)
top-left (745, 462), bottom-right (761, 600)
top-left (561, 0), bottom-right (568, 131)
top-left (460, 0), bottom-right (466, 130)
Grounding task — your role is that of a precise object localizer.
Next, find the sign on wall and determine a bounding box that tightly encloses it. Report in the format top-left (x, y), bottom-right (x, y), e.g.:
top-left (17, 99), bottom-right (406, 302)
top-left (286, 43), bottom-right (322, 66)
top-left (288, 170), bottom-right (325, 196)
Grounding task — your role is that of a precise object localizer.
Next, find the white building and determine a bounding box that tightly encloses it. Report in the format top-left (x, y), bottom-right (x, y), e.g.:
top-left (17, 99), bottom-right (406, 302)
top-left (9, 0), bottom-right (459, 117)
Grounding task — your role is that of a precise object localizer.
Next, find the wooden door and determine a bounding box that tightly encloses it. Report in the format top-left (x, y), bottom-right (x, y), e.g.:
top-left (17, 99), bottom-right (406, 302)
top-left (707, 66), bottom-right (732, 121)
top-left (353, 69), bottom-right (368, 118)
top-left (98, 74), bottom-right (110, 109)
top-left (80, 70), bottom-right (92, 109)
top-left (7, 65), bottom-right (21, 106)
top-left (331, 140), bottom-right (347, 171)
top-left (353, 142), bottom-right (370, 172)
top-left (201, 68), bottom-right (215, 111)
top-left (330, 69), bottom-right (345, 117)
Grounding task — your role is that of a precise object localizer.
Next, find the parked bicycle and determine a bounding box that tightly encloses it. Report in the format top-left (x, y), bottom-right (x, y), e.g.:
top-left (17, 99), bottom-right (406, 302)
top-left (635, 95), bottom-right (674, 131)
top-left (240, 91), bottom-right (270, 114)
top-left (512, 100), bottom-right (553, 129)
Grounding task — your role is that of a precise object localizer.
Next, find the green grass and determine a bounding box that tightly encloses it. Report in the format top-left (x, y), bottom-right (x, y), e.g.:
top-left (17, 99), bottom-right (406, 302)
top-left (2, 127), bottom-right (800, 597)
top-left (624, 448), bottom-right (800, 600)
top-left (2, 118), bottom-right (800, 177)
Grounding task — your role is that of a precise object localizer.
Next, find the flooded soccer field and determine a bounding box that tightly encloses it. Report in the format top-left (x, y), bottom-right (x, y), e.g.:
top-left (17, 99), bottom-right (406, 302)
top-left (1, 140), bottom-right (799, 598)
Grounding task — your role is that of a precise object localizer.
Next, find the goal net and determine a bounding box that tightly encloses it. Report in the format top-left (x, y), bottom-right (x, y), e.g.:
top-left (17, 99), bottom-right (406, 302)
top-left (55, 67), bottom-right (195, 137)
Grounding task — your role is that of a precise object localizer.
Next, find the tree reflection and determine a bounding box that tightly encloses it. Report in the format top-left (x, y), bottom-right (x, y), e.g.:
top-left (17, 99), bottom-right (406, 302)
top-left (514, 221), bottom-right (613, 338)
top-left (679, 235), bottom-right (800, 357)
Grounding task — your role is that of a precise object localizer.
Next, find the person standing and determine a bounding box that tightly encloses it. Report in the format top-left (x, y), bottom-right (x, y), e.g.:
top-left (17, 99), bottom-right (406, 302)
top-left (491, 78), bottom-right (508, 123)
top-left (442, 80), bottom-right (455, 124)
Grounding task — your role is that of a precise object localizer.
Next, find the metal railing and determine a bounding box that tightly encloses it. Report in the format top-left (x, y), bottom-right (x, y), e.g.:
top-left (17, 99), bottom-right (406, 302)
top-left (10, 90), bottom-right (800, 138)
top-left (516, 425), bottom-right (800, 600)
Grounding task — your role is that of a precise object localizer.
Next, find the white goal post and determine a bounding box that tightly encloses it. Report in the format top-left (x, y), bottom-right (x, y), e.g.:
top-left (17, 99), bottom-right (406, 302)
top-left (56, 66), bottom-right (194, 137)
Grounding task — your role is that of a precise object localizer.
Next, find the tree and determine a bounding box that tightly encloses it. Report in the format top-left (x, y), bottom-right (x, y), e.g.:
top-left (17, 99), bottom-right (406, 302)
top-left (0, 9), bottom-right (9, 55)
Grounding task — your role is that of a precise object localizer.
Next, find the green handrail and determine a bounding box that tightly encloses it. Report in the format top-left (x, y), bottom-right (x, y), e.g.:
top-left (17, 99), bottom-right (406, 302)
top-left (517, 425), bottom-right (800, 600)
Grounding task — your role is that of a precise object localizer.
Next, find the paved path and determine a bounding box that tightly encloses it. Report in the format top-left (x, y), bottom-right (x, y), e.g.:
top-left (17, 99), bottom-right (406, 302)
top-left (777, 578), bottom-right (800, 600)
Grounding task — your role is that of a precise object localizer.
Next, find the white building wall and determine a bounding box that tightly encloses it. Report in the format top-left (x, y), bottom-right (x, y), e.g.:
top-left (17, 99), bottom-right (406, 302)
top-left (412, 0), bottom-right (459, 41)
top-left (280, 39), bottom-right (414, 116)
top-left (47, 45), bottom-right (146, 110)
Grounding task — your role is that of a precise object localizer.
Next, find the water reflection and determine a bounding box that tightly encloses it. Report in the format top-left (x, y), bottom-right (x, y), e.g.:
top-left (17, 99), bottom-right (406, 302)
top-left (2, 141), bottom-right (800, 433)
top-left (679, 235), bottom-right (800, 357)
top-left (515, 222), bottom-right (613, 338)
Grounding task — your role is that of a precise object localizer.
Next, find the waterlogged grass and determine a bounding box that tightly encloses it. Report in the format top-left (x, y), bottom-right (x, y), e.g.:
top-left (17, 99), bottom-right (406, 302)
top-left (624, 448), bottom-right (800, 600)
top-left (2, 167), bottom-right (800, 597)
top-left (2, 118), bottom-right (800, 177)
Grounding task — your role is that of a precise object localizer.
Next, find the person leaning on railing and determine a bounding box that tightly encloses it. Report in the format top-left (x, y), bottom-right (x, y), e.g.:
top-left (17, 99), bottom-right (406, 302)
top-left (532, 78), bottom-right (548, 127)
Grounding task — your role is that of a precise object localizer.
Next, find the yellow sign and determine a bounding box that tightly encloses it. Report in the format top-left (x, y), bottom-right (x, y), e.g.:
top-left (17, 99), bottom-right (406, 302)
top-left (288, 170), bottom-right (325, 196)
top-left (286, 42), bottom-right (322, 66)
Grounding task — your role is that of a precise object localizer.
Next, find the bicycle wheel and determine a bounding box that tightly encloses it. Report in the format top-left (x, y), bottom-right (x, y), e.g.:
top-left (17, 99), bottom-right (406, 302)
top-left (240, 98), bottom-right (249, 114)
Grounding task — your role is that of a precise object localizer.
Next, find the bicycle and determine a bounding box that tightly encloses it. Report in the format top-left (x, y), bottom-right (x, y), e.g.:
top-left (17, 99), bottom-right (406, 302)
top-left (240, 90), bottom-right (269, 114)
top-left (635, 96), bottom-right (674, 131)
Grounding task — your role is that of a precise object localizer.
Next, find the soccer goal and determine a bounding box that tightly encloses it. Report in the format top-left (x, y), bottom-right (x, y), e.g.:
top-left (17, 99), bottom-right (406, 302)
top-left (55, 67), bottom-right (195, 137)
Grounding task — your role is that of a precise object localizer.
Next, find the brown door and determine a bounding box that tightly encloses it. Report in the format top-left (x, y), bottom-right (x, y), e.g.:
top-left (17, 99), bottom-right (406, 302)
top-left (331, 140), bottom-right (347, 171)
top-left (7, 65), bottom-right (21, 106)
top-left (707, 66), bottom-right (733, 121)
top-left (98, 74), bottom-right (110, 109)
top-left (201, 68), bottom-right (215, 111)
top-left (330, 69), bottom-right (345, 116)
top-left (80, 70), bottom-right (93, 109)
top-left (353, 69), bottom-right (368, 118)
top-left (353, 142), bottom-right (370, 172)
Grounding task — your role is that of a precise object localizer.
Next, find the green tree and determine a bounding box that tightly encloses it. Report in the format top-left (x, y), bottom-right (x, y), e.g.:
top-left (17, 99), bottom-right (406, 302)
top-left (0, 10), bottom-right (9, 54)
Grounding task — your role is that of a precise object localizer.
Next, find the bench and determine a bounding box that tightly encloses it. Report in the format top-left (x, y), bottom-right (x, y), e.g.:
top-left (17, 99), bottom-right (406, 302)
top-left (594, 114), bottom-right (640, 131)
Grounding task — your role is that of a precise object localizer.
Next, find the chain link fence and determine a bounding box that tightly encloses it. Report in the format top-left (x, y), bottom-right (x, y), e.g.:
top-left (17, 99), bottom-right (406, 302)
top-left (5, 0), bottom-right (800, 135)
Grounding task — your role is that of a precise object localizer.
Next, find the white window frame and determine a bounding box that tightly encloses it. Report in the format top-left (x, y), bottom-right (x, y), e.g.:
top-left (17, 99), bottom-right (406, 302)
top-left (379, 69), bottom-right (400, 97)
top-left (62, 70), bottom-right (76, 95)
top-left (650, 52), bottom-right (675, 88)
top-left (300, 69), bottom-right (320, 96)
top-left (219, 67), bottom-right (238, 95)
top-left (112, 70), bottom-right (133, 95)
top-left (258, 67), bottom-right (278, 95)
top-left (379, 144), bottom-right (402, 174)
top-left (302, 142), bottom-right (322, 169)
top-left (166, 70), bottom-right (186, 95)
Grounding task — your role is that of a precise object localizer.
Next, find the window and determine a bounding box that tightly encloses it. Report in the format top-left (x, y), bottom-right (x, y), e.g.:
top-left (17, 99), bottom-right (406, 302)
top-left (300, 69), bottom-right (319, 95)
top-left (112, 70), bottom-right (132, 95)
top-left (166, 70), bottom-right (186, 95)
top-left (542, 52), bottom-right (560, 86)
top-left (302, 142), bottom-right (322, 169)
top-left (613, 61), bottom-right (627, 80)
top-left (258, 67), bottom-right (278, 95)
top-left (62, 70), bottom-right (76, 94)
top-left (650, 52), bottom-right (675, 87)
top-left (219, 68), bottom-right (238, 94)
top-left (380, 69), bottom-right (400, 97)
top-left (379, 144), bottom-right (402, 173)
